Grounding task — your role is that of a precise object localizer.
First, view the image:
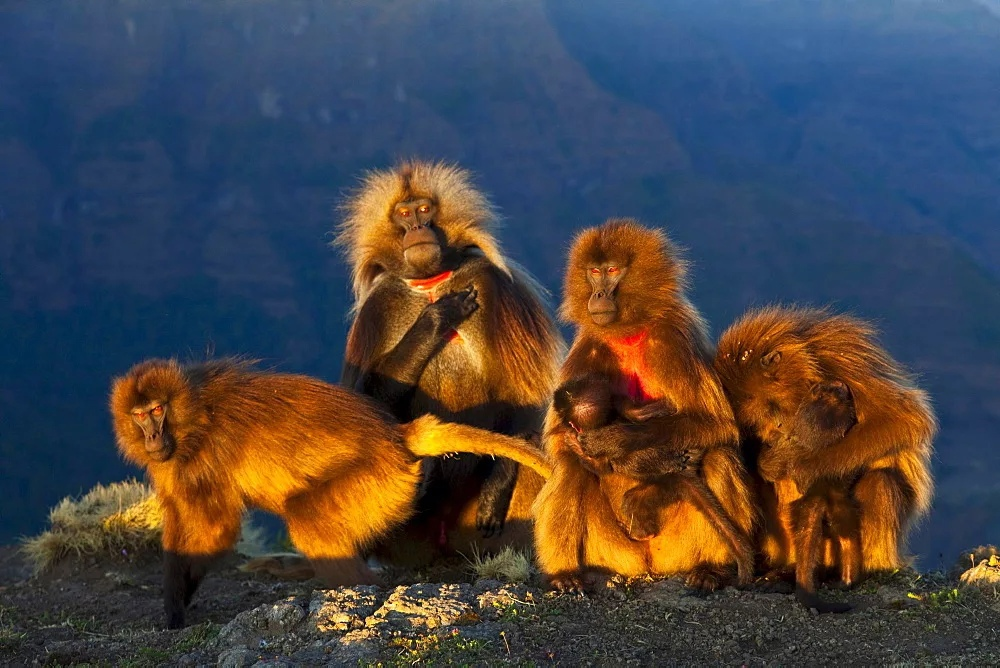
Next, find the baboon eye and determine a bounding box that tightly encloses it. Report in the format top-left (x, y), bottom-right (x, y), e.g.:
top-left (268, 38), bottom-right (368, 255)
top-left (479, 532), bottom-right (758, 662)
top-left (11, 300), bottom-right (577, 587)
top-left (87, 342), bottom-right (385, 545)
top-left (151, 405), bottom-right (164, 416)
top-left (133, 410), bottom-right (146, 420)
top-left (418, 204), bottom-right (430, 214)
top-left (607, 266), bottom-right (619, 274)
top-left (590, 268), bottom-right (601, 276)
top-left (399, 209), bottom-right (411, 217)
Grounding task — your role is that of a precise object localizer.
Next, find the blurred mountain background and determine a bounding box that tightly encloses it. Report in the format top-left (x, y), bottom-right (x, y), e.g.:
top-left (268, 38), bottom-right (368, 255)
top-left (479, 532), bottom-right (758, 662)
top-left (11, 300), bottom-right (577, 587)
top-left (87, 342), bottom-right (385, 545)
top-left (1, 0), bottom-right (998, 565)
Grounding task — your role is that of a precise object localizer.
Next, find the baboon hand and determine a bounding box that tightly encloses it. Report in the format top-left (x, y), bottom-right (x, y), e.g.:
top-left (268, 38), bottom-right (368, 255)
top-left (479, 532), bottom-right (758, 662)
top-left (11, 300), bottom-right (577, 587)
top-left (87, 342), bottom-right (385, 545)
top-left (548, 572), bottom-right (587, 594)
top-left (424, 284), bottom-right (479, 337)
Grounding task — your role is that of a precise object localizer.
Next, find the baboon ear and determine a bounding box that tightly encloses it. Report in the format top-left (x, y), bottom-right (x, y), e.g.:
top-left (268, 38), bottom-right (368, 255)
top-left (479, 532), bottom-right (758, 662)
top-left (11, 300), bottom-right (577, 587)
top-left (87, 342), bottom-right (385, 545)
top-left (760, 350), bottom-right (781, 367)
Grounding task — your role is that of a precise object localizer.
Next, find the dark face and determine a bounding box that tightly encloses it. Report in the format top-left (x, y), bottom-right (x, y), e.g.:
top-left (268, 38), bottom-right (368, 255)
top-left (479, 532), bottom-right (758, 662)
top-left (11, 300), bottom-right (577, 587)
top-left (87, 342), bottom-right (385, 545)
top-left (799, 381), bottom-right (857, 438)
top-left (586, 263), bottom-right (627, 326)
top-left (393, 197), bottom-right (445, 276)
top-left (131, 400), bottom-right (175, 462)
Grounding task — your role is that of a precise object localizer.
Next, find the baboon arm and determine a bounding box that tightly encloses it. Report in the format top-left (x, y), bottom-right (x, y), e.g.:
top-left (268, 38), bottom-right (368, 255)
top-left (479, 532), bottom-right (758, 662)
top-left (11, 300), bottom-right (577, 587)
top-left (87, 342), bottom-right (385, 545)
top-left (342, 303), bottom-right (447, 420)
top-left (581, 412), bottom-right (736, 481)
top-left (788, 416), bottom-right (908, 488)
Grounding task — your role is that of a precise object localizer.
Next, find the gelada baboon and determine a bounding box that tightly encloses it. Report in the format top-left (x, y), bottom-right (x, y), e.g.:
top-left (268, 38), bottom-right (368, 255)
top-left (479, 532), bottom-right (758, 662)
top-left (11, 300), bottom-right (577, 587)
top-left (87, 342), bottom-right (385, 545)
top-left (714, 306), bottom-right (936, 593)
top-left (764, 380), bottom-right (860, 613)
top-left (110, 358), bottom-right (552, 629)
top-left (533, 219), bottom-right (756, 592)
top-left (336, 160), bottom-right (564, 562)
top-left (551, 373), bottom-right (754, 584)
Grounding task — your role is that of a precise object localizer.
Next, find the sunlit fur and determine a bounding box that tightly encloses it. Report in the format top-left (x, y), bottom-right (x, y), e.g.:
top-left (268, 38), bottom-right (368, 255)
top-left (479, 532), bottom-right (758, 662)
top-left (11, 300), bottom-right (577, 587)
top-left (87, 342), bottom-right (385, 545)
top-left (336, 159), bottom-right (509, 303)
top-left (714, 305), bottom-right (937, 573)
top-left (110, 358), bottom-right (554, 627)
top-left (535, 218), bottom-right (756, 589)
top-left (336, 160), bottom-right (565, 562)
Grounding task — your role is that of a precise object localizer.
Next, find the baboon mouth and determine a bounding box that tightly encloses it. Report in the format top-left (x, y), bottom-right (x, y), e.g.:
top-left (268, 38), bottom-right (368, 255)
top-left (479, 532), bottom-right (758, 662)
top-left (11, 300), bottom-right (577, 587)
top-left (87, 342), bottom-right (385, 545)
top-left (145, 443), bottom-right (174, 462)
top-left (589, 310), bottom-right (617, 326)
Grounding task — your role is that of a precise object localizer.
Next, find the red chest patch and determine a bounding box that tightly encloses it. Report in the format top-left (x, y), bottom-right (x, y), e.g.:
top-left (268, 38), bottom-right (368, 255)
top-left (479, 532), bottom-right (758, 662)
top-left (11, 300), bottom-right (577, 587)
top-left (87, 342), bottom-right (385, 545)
top-left (404, 271), bottom-right (461, 343)
top-left (404, 270), bottom-right (454, 301)
top-left (607, 330), bottom-right (653, 401)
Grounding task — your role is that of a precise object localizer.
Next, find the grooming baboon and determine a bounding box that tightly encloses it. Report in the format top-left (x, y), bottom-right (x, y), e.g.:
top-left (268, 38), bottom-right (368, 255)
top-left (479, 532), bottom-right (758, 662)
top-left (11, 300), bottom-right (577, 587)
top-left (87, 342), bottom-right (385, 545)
top-left (551, 373), bottom-right (754, 583)
top-left (337, 160), bottom-right (563, 561)
top-left (714, 306), bottom-right (936, 592)
top-left (766, 380), bottom-right (861, 613)
top-left (533, 219), bottom-right (757, 592)
top-left (109, 358), bottom-right (552, 629)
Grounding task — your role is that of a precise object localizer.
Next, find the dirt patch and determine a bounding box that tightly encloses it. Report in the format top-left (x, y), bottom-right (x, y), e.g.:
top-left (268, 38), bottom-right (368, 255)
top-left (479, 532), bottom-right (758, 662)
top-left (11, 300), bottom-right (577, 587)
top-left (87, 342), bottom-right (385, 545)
top-left (1, 545), bottom-right (998, 666)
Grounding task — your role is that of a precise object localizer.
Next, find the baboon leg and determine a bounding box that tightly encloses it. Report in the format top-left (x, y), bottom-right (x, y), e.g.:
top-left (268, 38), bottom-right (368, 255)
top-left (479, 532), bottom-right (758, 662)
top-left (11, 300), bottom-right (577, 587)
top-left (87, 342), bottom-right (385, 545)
top-left (476, 458), bottom-right (519, 538)
top-left (826, 489), bottom-right (862, 587)
top-left (161, 500), bottom-right (241, 629)
top-left (285, 468), bottom-right (418, 587)
top-left (685, 563), bottom-right (734, 592)
top-left (792, 495), bottom-right (850, 614)
top-left (853, 468), bottom-right (914, 573)
top-left (284, 507), bottom-right (379, 586)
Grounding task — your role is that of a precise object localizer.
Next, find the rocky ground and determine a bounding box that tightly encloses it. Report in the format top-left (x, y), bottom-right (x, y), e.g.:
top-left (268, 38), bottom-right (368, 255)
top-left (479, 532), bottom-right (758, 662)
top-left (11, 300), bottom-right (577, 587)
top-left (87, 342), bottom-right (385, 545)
top-left (1, 545), bottom-right (999, 667)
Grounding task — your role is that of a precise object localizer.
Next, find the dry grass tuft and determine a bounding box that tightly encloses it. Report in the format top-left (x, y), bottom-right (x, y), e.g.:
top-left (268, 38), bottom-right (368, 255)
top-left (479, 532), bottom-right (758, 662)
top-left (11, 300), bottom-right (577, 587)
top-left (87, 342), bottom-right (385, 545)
top-left (959, 553), bottom-right (1000, 600)
top-left (21, 479), bottom-right (164, 573)
top-left (464, 545), bottom-right (535, 583)
top-left (21, 479), bottom-right (266, 573)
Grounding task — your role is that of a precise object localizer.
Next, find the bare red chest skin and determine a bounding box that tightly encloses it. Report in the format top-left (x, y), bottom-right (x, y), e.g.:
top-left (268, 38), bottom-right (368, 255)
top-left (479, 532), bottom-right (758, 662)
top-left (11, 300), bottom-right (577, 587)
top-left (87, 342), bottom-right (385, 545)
top-left (404, 270), bottom-right (454, 298)
top-left (607, 330), bottom-right (654, 401)
top-left (404, 270), bottom-right (461, 343)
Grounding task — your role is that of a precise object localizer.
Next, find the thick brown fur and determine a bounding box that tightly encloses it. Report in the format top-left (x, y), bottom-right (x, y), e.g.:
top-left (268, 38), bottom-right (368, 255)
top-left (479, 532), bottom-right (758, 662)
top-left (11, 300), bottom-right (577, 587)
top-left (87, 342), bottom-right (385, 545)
top-left (533, 219), bottom-right (757, 592)
top-left (334, 160), bottom-right (564, 563)
top-left (714, 306), bottom-right (937, 588)
top-left (110, 358), bottom-right (553, 629)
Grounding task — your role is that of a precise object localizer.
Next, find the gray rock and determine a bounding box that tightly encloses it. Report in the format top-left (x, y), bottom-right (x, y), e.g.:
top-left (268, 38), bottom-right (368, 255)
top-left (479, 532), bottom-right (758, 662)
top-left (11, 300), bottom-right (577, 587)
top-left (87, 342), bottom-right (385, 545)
top-left (308, 586), bottom-right (382, 634)
top-left (368, 583), bottom-right (479, 631)
top-left (215, 597), bottom-right (308, 650)
top-left (217, 647), bottom-right (258, 668)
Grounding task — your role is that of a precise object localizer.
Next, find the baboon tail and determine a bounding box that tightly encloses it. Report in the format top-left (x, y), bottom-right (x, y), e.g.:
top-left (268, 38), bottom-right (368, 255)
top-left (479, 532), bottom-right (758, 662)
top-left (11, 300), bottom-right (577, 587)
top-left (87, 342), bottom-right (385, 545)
top-left (402, 415), bottom-right (552, 479)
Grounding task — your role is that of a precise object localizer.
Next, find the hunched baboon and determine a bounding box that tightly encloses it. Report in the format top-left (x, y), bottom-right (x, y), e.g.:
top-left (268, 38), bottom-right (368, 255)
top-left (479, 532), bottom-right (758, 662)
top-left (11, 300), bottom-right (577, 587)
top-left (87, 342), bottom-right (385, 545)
top-left (110, 358), bottom-right (552, 629)
top-left (336, 160), bottom-right (564, 562)
top-left (533, 219), bottom-right (757, 592)
top-left (714, 306), bottom-right (936, 597)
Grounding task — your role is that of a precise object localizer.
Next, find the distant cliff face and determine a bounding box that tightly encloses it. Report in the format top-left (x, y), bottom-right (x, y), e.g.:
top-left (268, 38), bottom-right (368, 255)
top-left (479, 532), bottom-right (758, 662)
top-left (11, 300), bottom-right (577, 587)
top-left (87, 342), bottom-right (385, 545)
top-left (1, 0), bottom-right (999, 562)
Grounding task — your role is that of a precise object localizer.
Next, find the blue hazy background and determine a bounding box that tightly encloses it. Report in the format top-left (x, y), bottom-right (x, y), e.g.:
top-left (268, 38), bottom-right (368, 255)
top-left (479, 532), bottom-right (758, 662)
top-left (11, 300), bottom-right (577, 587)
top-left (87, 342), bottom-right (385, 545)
top-left (1, 0), bottom-right (999, 567)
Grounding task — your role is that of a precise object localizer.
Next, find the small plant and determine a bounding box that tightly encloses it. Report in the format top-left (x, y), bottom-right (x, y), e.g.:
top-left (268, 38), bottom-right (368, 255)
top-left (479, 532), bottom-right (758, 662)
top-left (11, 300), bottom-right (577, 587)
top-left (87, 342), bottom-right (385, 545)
top-left (908, 587), bottom-right (964, 609)
top-left (0, 604), bottom-right (27, 652)
top-left (463, 545), bottom-right (534, 583)
top-left (173, 622), bottom-right (220, 652)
